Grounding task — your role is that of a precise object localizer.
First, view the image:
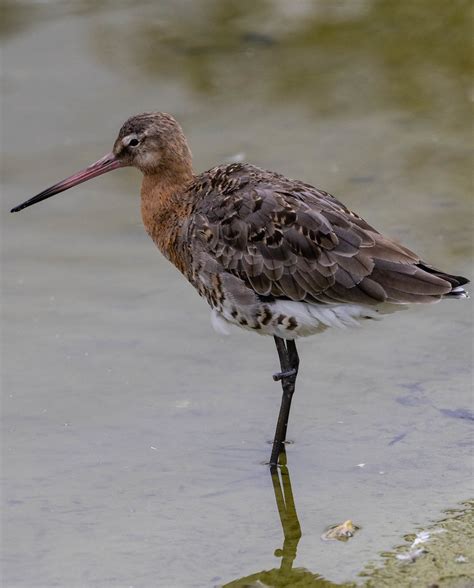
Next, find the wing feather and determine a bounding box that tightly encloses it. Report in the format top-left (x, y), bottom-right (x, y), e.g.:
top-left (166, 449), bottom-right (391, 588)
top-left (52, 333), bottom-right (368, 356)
top-left (187, 164), bottom-right (457, 306)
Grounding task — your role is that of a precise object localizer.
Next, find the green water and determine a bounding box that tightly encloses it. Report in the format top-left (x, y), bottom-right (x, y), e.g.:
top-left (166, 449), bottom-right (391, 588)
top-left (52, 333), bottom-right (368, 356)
top-left (2, 1), bottom-right (472, 586)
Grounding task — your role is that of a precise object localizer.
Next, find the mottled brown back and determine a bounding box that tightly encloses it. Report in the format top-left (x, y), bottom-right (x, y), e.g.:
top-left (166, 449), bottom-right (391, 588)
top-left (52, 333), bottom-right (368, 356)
top-left (185, 163), bottom-right (467, 306)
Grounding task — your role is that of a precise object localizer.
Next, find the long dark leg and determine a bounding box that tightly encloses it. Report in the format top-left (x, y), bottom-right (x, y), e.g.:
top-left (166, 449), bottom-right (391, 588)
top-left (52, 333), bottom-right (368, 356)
top-left (270, 337), bottom-right (299, 469)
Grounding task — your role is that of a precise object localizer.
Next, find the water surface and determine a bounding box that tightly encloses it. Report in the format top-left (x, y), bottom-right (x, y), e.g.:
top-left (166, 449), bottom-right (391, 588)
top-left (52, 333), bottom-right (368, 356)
top-left (2, 2), bottom-right (472, 586)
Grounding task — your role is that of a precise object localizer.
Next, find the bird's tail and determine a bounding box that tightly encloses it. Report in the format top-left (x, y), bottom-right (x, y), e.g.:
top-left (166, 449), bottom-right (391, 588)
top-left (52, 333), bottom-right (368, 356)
top-left (416, 263), bottom-right (469, 299)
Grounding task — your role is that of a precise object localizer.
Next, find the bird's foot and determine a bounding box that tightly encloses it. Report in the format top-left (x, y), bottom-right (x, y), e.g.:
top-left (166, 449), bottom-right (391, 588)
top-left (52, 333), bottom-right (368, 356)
top-left (273, 368), bottom-right (297, 382)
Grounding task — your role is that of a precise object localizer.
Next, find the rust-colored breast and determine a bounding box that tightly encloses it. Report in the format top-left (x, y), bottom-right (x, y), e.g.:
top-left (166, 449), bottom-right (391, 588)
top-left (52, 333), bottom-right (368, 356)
top-left (140, 175), bottom-right (194, 277)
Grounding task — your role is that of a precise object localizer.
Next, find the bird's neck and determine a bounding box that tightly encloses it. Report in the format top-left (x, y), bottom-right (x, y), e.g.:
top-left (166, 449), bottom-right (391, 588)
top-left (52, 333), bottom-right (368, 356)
top-left (140, 167), bottom-right (194, 275)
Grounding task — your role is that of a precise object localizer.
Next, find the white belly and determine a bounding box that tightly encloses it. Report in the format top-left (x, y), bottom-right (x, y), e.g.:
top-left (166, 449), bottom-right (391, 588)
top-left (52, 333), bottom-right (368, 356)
top-left (211, 299), bottom-right (382, 339)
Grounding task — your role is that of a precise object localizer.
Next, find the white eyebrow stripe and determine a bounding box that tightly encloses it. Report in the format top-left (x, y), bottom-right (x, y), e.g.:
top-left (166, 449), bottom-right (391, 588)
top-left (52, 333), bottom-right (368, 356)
top-left (122, 134), bottom-right (139, 146)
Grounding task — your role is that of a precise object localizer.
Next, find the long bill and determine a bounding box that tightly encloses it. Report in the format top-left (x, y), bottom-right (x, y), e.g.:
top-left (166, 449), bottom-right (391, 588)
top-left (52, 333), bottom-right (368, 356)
top-left (11, 152), bottom-right (124, 213)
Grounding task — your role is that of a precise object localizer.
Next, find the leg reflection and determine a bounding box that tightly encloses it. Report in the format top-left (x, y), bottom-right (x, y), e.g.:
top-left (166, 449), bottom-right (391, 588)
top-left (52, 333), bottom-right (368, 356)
top-left (222, 453), bottom-right (345, 587)
top-left (271, 448), bottom-right (302, 575)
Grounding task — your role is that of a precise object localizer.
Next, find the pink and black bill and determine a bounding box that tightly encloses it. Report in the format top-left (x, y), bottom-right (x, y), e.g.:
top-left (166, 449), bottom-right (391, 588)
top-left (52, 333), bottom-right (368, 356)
top-left (11, 153), bottom-right (123, 213)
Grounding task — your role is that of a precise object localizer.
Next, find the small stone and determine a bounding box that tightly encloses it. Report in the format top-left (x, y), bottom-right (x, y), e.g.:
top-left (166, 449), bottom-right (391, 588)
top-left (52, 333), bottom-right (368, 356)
top-left (322, 520), bottom-right (360, 542)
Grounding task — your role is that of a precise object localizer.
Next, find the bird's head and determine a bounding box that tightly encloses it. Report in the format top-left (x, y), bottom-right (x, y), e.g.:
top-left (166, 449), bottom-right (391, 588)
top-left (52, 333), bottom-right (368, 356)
top-left (112, 112), bottom-right (192, 175)
top-left (11, 112), bottom-right (192, 213)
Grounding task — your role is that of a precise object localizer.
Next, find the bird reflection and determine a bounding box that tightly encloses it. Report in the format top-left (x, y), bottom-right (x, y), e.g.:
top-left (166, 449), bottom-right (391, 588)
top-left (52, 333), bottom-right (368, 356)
top-left (222, 450), bottom-right (349, 587)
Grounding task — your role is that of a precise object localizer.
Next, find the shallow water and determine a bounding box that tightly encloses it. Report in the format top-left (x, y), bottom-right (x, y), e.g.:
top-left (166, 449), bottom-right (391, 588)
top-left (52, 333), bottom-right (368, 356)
top-left (1, 2), bottom-right (472, 587)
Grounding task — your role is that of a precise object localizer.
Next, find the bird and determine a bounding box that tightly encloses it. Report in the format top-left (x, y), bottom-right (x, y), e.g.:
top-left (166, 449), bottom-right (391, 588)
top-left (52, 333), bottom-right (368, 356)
top-left (11, 112), bottom-right (469, 469)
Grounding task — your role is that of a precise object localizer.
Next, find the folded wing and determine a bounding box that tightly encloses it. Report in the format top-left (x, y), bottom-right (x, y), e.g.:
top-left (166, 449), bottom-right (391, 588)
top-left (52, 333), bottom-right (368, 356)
top-left (188, 164), bottom-right (468, 306)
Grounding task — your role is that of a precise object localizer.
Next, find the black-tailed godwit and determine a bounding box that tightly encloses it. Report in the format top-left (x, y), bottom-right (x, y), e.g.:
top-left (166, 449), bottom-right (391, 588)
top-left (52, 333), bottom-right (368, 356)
top-left (11, 112), bottom-right (469, 468)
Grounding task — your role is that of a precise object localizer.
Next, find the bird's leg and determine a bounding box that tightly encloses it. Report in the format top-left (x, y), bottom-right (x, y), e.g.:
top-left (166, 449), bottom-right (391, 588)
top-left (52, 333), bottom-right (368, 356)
top-left (286, 339), bottom-right (299, 377)
top-left (270, 337), bottom-right (299, 469)
top-left (273, 338), bottom-right (299, 381)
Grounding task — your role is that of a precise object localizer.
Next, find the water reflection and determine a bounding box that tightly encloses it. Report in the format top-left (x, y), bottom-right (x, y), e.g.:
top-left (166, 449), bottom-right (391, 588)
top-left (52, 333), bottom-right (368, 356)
top-left (270, 453), bottom-right (302, 578)
top-left (221, 460), bottom-right (474, 586)
top-left (88, 0), bottom-right (469, 131)
top-left (3, 1), bottom-right (470, 128)
top-left (223, 451), bottom-right (350, 588)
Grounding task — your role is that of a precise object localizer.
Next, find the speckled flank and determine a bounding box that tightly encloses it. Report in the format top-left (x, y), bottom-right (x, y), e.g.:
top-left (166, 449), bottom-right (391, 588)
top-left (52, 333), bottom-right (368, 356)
top-left (212, 299), bottom-right (380, 339)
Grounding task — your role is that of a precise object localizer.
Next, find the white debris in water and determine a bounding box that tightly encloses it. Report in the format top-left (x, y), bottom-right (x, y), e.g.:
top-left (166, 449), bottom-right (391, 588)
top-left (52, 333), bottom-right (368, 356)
top-left (396, 548), bottom-right (426, 562)
top-left (455, 555), bottom-right (467, 563)
top-left (412, 531), bottom-right (431, 547)
top-left (396, 528), bottom-right (445, 563)
top-left (150, 446), bottom-right (158, 451)
top-left (356, 463), bottom-right (366, 468)
top-left (175, 400), bottom-right (190, 408)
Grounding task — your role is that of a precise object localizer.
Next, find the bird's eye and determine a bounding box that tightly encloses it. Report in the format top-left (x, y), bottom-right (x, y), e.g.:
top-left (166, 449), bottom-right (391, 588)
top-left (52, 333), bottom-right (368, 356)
top-left (128, 138), bottom-right (139, 147)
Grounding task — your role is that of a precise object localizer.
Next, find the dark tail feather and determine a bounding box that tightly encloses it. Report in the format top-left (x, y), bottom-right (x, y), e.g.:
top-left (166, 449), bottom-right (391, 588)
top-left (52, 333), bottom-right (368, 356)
top-left (416, 263), bottom-right (470, 299)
